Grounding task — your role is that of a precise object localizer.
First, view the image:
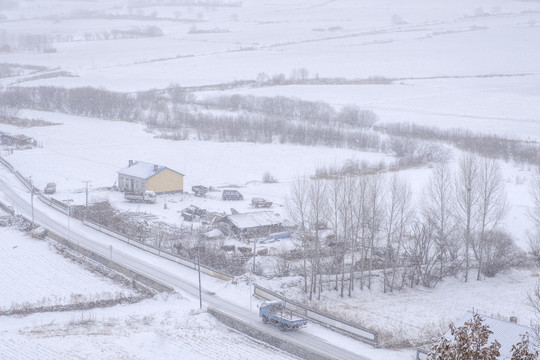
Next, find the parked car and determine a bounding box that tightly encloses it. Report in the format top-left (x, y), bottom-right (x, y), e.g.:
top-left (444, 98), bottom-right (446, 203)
top-left (222, 189), bottom-right (243, 201)
top-left (251, 197), bottom-right (273, 208)
top-left (191, 185), bottom-right (208, 197)
top-left (43, 182), bottom-right (56, 194)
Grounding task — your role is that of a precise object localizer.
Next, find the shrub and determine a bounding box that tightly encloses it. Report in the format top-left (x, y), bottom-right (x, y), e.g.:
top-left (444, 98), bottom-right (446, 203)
top-left (481, 231), bottom-right (525, 277)
top-left (262, 171), bottom-right (277, 183)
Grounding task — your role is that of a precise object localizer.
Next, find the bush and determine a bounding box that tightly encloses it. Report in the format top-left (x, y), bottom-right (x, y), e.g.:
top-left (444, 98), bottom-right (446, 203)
top-left (262, 171), bottom-right (277, 183)
top-left (482, 231), bottom-right (524, 277)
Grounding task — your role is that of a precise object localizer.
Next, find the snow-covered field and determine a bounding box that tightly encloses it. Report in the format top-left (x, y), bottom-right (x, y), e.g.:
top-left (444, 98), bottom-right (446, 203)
top-left (2, 299), bottom-right (300, 360)
top-left (2, 0), bottom-right (540, 358)
top-left (0, 221), bottom-right (302, 360)
top-left (2, 0), bottom-right (540, 141)
top-left (0, 226), bottom-right (140, 310)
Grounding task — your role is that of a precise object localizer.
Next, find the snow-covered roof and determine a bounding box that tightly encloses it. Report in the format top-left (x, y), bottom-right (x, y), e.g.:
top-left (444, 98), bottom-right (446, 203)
top-left (225, 211), bottom-right (281, 229)
top-left (451, 312), bottom-right (535, 360)
top-left (117, 161), bottom-right (183, 180)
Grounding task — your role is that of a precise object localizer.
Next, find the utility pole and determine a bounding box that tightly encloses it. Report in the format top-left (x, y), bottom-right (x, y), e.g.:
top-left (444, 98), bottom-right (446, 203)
top-left (252, 238), bottom-right (258, 273)
top-left (67, 199), bottom-right (70, 240)
top-left (193, 224), bottom-right (202, 309)
top-left (198, 245), bottom-right (202, 310)
top-left (81, 181), bottom-right (91, 207)
top-left (29, 177), bottom-right (35, 230)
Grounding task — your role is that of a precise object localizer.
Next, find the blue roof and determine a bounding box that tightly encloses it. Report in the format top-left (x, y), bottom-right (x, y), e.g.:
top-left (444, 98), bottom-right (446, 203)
top-left (117, 161), bottom-right (183, 180)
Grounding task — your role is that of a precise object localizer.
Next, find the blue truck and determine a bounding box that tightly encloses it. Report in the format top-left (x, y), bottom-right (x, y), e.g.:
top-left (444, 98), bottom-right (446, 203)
top-left (259, 301), bottom-right (308, 331)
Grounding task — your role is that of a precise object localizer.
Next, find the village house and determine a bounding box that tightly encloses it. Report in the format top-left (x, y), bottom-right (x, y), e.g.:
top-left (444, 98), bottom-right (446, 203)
top-left (117, 160), bottom-right (184, 194)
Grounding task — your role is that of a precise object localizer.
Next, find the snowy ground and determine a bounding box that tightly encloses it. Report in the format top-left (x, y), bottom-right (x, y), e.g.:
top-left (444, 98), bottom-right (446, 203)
top-left (0, 225), bottom-right (301, 360)
top-left (2, 0), bottom-right (540, 358)
top-left (1, 305), bottom-right (296, 360)
top-left (1, 109), bottom-right (538, 358)
top-left (0, 226), bottom-right (140, 310)
top-left (256, 267), bottom-right (540, 348)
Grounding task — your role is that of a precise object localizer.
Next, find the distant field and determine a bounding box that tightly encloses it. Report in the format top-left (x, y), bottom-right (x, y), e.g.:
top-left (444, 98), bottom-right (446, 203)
top-left (1, 0), bottom-right (539, 144)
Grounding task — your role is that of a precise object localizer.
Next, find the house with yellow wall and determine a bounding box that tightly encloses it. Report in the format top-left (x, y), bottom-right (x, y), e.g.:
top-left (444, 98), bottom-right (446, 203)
top-left (117, 160), bottom-right (184, 194)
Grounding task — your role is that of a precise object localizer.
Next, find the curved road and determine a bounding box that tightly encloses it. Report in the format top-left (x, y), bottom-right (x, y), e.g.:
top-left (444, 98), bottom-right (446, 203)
top-left (0, 164), bottom-right (369, 360)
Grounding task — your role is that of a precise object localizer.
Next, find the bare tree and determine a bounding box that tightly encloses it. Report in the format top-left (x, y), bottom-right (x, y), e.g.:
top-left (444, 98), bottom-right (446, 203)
top-left (422, 163), bottom-right (460, 278)
top-left (339, 176), bottom-right (356, 297)
top-left (528, 281), bottom-right (540, 351)
top-left (336, 105), bottom-right (378, 128)
top-left (307, 178), bottom-right (328, 300)
top-left (530, 171), bottom-right (540, 228)
top-left (383, 174), bottom-right (413, 292)
top-left (326, 177), bottom-right (345, 293)
top-left (0, 104), bottom-right (18, 120)
top-left (528, 171), bottom-right (540, 257)
top-left (286, 177), bottom-right (310, 293)
top-left (290, 67), bottom-right (309, 82)
top-left (352, 176), bottom-right (369, 293)
top-left (474, 158), bottom-right (508, 280)
top-left (365, 174), bottom-right (386, 289)
top-left (455, 154), bottom-right (480, 282)
top-left (404, 221), bottom-right (440, 288)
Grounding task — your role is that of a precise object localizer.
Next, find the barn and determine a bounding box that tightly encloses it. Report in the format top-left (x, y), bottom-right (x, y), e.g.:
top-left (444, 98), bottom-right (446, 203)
top-left (117, 160), bottom-right (184, 194)
top-left (221, 211), bottom-right (282, 237)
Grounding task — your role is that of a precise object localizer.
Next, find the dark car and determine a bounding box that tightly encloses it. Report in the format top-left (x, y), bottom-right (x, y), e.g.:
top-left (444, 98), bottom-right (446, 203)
top-left (222, 189), bottom-right (243, 200)
top-left (191, 185), bottom-right (208, 197)
top-left (44, 182), bottom-right (56, 194)
top-left (251, 197), bottom-right (272, 208)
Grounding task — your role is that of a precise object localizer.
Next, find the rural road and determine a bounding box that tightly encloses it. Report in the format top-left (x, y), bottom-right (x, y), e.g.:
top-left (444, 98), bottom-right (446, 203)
top-left (0, 163), bottom-right (371, 360)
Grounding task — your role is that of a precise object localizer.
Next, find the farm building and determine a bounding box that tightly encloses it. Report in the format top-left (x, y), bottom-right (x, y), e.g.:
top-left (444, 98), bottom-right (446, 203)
top-left (117, 160), bottom-right (184, 194)
top-left (220, 211), bottom-right (282, 237)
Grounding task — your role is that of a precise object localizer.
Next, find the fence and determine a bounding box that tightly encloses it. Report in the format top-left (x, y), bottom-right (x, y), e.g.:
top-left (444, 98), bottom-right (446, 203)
top-left (83, 219), bottom-right (233, 281)
top-left (254, 284), bottom-right (378, 345)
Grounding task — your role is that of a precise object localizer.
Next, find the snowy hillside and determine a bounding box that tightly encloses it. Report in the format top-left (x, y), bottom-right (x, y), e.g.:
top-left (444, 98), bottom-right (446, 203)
top-left (1, 0), bottom-right (540, 359)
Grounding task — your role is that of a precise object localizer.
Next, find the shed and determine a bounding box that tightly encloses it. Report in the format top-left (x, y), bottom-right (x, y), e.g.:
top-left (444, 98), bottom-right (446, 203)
top-left (221, 211), bottom-right (282, 236)
top-left (117, 160), bottom-right (184, 194)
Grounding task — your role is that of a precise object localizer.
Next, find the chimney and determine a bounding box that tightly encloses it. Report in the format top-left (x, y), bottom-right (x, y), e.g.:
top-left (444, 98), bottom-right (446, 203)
top-left (154, 164), bottom-right (158, 172)
top-left (128, 160), bottom-right (133, 167)
top-left (510, 316), bottom-right (518, 324)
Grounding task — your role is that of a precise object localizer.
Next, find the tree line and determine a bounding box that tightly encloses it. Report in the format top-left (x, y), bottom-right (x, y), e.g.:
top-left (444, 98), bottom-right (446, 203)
top-left (3, 85), bottom-right (535, 170)
top-left (0, 86), bottom-right (386, 152)
top-left (287, 154), bottom-right (526, 300)
top-left (379, 122), bottom-right (540, 167)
